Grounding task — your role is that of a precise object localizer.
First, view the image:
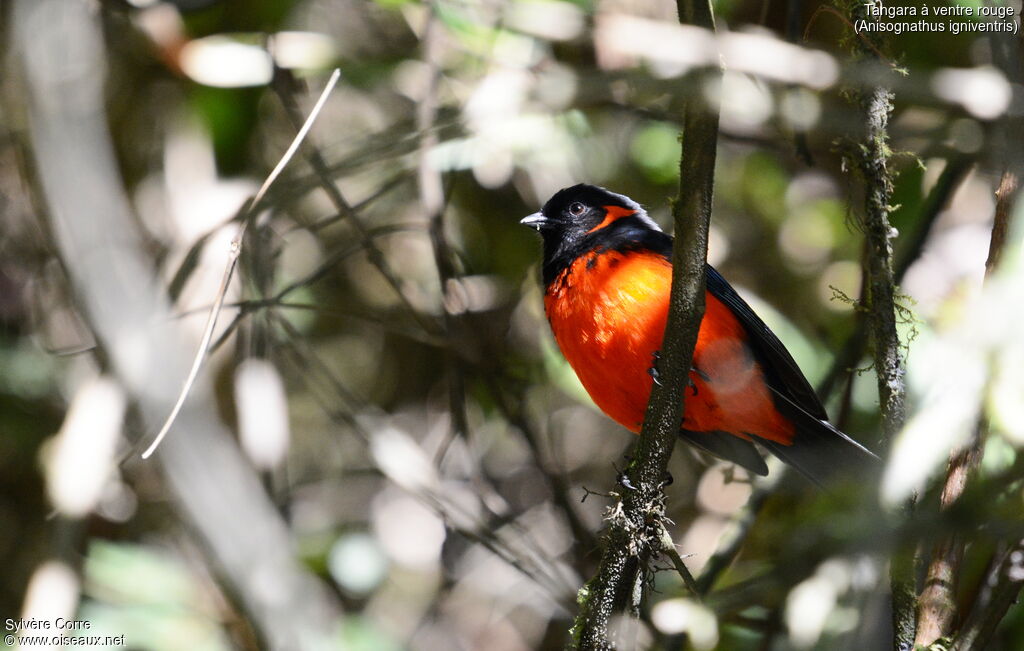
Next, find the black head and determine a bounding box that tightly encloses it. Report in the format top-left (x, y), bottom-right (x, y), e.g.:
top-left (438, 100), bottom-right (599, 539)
top-left (521, 184), bottom-right (667, 285)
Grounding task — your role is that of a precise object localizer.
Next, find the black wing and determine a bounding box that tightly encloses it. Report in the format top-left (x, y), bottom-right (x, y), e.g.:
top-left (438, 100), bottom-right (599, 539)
top-left (704, 264), bottom-right (827, 420)
top-left (704, 264), bottom-right (878, 483)
top-left (630, 241), bottom-right (877, 482)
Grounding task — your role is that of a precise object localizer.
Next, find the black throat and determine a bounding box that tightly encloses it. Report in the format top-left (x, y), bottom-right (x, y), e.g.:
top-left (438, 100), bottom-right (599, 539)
top-left (539, 217), bottom-right (673, 287)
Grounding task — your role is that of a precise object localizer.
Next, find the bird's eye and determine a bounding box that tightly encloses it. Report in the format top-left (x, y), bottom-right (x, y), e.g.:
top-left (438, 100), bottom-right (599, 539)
top-left (569, 202), bottom-right (585, 216)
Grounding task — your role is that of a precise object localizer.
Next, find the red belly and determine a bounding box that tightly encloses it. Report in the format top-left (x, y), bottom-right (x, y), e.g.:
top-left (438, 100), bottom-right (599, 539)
top-left (544, 251), bottom-right (793, 444)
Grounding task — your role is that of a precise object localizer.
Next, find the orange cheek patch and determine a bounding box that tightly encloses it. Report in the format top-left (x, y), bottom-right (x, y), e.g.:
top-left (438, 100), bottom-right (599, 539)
top-left (586, 205), bottom-right (637, 234)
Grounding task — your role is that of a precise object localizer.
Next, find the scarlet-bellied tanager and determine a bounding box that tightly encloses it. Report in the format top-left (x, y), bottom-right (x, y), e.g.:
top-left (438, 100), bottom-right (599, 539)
top-left (522, 184), bottom-right (877, 484)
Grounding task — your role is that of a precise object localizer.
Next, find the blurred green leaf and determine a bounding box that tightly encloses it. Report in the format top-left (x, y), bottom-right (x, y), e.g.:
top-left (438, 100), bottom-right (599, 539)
top-left (81, 542), bottom-right (231, 651)
top-left (630, 122), bottom-right (681, 184)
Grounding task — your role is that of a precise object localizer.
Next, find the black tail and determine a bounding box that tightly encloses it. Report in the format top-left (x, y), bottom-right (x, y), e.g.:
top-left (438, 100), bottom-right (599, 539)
top-left (680, 428), bottom-right (769, 477)
top-left (752, 388), bottom-right (880, 487)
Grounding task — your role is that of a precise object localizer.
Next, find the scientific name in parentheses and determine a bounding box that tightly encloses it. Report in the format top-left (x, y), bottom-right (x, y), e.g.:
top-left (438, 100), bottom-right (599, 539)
top-left (855, 1), bottom-right (1019, 35)
top-left (5, 617), bottom-right (92, 631)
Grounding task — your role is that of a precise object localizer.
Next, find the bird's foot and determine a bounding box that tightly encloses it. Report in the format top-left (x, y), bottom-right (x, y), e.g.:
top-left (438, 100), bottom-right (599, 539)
top-left (617, 471), bottom-right (637, 491)
top-left (648, 350), bottom-right (663, 386)
top-left (688, 366), bottom-right (709, 396)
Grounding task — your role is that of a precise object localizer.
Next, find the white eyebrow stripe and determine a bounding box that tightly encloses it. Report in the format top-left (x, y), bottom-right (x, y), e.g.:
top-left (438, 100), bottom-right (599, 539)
top-left (624, 208), bottom-right (661, 232)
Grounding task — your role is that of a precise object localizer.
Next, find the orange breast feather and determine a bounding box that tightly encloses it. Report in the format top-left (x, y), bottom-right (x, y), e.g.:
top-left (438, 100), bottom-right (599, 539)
top-left (544, 251), bottom-right (793, 445)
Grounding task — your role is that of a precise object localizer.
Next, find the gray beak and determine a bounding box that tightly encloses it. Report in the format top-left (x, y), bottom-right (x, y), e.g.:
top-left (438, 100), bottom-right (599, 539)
top-left (520, 211), bottom-right (548, 231)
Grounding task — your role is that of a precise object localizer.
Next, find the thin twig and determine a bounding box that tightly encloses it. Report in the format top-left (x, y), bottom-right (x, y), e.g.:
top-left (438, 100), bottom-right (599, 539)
top-left (168, 169), bottom-right (409, 302)
top-left (270, 310), bottom-right (579, 607)
top-left (185, 298), bottom-right (446, 348)
top-left (271, 68), bottom-right (438, 336)
top-left (694, 471), bottom-right (778, 595)
top-left (658, 524), bottom-right (700, 596)
top-left (274, 223), bottom-right (424, 301)
top-left (259, 118), bottom-right (459, 209)
top-left (140, 69), bottom-right (341, 459)
top-left (296, 173), bottom-right (410, 235)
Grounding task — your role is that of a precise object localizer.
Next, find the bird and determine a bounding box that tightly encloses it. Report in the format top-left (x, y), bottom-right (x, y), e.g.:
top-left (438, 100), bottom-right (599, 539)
top-left (521, 184), bottom-right (877, 485)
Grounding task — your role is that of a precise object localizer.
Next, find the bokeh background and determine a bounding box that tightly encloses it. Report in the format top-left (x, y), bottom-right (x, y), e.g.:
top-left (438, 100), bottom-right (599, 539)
top-left (1, 0), bottom-right (1023, 649)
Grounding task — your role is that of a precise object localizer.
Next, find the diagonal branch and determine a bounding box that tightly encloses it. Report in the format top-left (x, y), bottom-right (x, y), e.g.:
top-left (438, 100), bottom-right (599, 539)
top-left (568, 1), bottom-right (720, 647)
top-left (271, 68), bottom-right (439, 336)
top-left (951, 538), bottom-right (1024, 651)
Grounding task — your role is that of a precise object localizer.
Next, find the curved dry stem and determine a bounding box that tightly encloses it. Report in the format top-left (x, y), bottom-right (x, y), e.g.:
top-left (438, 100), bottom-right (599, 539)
top-left (140, 69), bottom-right (340, 459)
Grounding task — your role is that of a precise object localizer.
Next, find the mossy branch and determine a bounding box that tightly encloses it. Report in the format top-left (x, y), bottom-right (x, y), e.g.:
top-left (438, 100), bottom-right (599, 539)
top-left (841, 3), bottom-right (914, 649)
top-left (568, 0), bottom-right (719, 647)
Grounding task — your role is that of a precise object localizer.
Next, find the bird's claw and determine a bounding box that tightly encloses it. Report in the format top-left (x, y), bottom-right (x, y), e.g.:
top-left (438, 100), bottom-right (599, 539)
top-left (648, 366), bottom-right (662, 386)
top-left (688, 365), bottom-right (707, 396)
top-left (649, 354), bottom-right (704, 395)
top-left (617, 472), bottom-right (637, 491)
top-left (649, 350), bottom-right (663, 386)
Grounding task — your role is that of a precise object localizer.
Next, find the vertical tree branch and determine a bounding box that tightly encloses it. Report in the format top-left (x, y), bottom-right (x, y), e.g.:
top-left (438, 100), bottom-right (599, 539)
top-left (986, 172), bottom-right (1020, 277)
top-left (857, 88), bottom-right (917, 651)
top-left (914, 425), bottom-right (984, 647)
top-left (844, 4), bottom-right (912, 648)
top-left (916, 169), bottom-right (1021, 648)
top-left (915, 15), bottom-right (1022, 642)
top-left (568, 1), bottom-right (719, 647)
top-left (856, 87), bottom-right (905, 448)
